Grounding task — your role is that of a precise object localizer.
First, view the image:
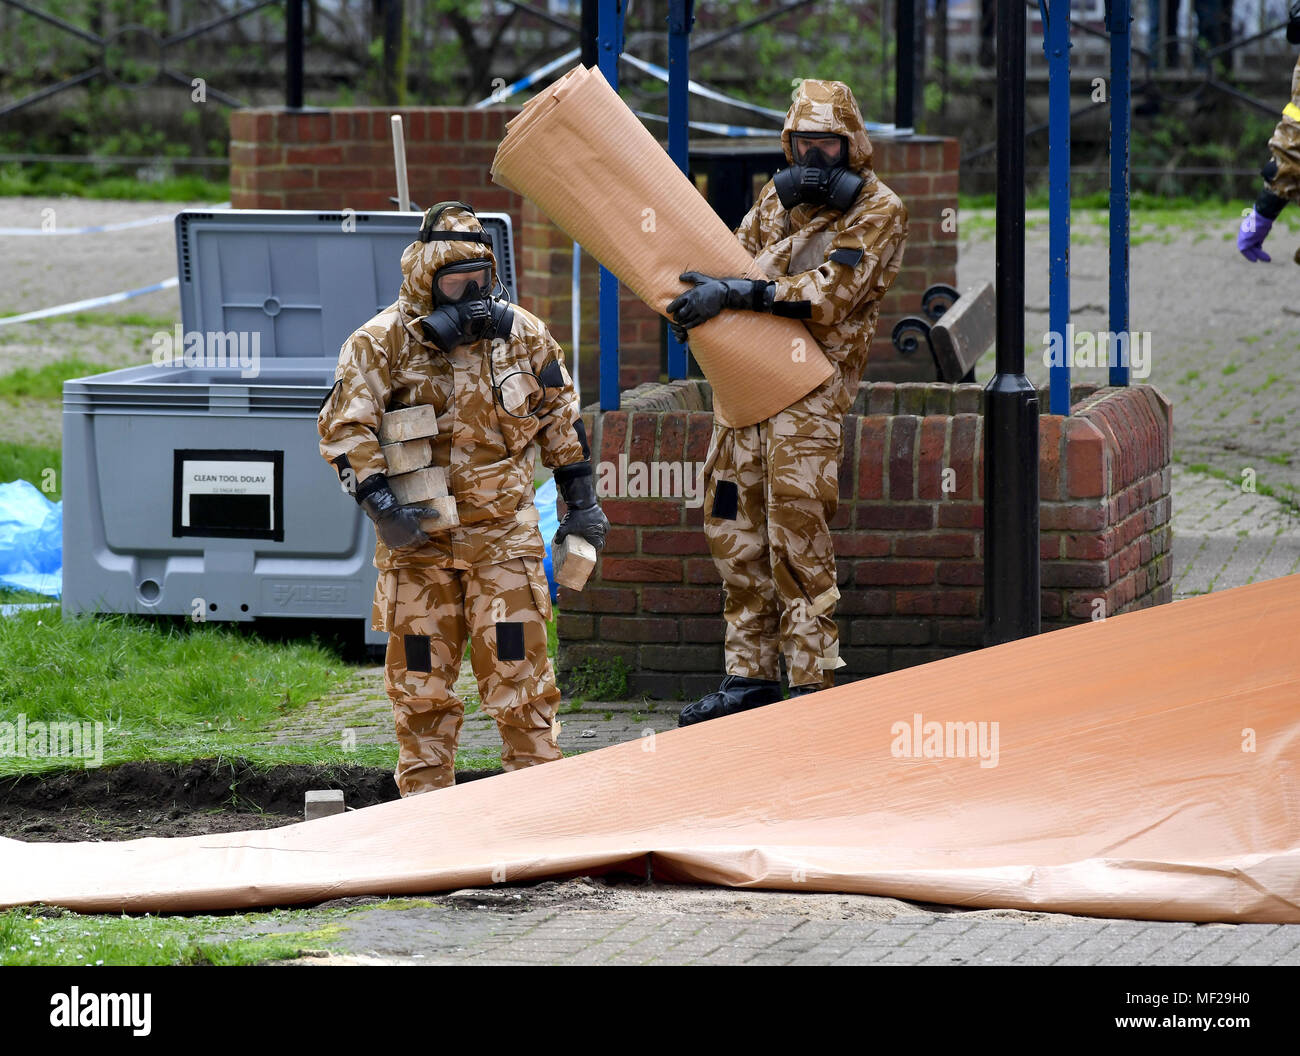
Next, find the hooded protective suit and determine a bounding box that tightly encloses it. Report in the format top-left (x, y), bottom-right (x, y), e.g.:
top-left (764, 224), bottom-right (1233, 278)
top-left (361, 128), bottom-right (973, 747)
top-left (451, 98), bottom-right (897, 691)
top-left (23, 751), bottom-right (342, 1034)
top-left (689, 80), bottom-right (908, 707)
top-left (318, 202), bottom-right (592, 795)
top-left (1238, 54), bottom-right (1300, 260)
top-left (1264, 55), bottom-right (1300, 203)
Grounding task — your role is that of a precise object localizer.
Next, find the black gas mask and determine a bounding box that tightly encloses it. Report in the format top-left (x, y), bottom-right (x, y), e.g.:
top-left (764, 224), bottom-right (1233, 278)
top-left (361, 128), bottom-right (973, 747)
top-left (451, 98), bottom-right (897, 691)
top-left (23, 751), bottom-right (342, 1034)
top-left (419, 257), bottom-right (514, 353)
top-left (1289, 0), bottom-right (1300, 44)
top-left (774, 131), bottom-right (864, 212)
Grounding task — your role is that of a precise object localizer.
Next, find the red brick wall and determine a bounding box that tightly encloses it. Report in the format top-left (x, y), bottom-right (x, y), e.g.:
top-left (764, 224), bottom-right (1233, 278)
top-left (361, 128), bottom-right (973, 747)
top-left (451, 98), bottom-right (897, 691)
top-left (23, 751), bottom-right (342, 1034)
top-left (228, 108), bottom-right (958, 396)
top-left (560, 379), bottom-right (1173, 700)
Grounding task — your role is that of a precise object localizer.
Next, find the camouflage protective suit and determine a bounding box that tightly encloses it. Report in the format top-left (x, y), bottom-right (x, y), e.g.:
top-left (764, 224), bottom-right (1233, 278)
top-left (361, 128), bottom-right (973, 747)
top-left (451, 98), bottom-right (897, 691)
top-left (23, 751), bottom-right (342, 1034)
top-left (317, 204), bottom-right (589, 796)
top-left (1263, 55), bottom-right (1300, 201)
top-left (702, 80), bottom-right (908, 689)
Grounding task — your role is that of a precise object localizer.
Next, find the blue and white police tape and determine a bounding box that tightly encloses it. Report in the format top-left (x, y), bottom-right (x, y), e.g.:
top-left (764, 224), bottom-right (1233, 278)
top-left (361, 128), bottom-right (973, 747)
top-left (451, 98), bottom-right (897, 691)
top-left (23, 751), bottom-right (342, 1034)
top-left (0, 202), bottom-right (228, 237)
top-left (473, 48), bottom-right (582, 108)
top-left (0, 277), bottom-right (179, 327)
top-left (620, 53), bottom-right (787, 123)
top-left (623, 53), bottom-right (897, 135)
top-left (632, 110), bottom-right (777, 138)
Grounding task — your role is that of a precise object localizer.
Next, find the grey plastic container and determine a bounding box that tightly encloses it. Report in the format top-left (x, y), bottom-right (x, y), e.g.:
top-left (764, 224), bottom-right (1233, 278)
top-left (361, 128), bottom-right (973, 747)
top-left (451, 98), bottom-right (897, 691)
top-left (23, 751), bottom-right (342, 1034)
top-left (62, 208), bottom-right (517, 649)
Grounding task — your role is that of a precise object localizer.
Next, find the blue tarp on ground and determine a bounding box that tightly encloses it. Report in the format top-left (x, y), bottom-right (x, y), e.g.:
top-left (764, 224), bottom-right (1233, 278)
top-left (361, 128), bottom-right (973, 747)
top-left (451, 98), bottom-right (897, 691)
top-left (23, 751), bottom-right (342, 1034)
top-left (537, 476), bottom-right (560, 601)
top-left (0, 479), bottom-right (62, 597)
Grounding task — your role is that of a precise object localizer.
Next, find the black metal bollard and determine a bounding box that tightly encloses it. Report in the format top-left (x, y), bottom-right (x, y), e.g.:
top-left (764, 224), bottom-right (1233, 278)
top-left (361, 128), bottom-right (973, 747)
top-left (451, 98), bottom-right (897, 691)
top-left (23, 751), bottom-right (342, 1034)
top-left (286, 0), bottom-right (304, 109)
top-left (984, 0), bottom-right (1041, 647)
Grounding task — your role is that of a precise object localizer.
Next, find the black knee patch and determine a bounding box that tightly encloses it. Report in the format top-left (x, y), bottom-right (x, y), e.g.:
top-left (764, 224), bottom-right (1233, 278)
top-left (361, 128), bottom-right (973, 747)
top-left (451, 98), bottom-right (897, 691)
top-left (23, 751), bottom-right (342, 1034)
top-left (711, 479), bottom-right (739, 520)
top-left (403, 634), bottom-right (432, 673)
top-left (496, 621), bottom-right (525, 662)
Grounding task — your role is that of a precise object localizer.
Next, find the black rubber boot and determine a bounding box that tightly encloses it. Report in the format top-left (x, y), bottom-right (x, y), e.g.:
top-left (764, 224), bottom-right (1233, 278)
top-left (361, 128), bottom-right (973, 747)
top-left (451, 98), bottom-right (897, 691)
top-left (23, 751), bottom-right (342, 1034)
top-left (677, 674), bottom-right (782, 727)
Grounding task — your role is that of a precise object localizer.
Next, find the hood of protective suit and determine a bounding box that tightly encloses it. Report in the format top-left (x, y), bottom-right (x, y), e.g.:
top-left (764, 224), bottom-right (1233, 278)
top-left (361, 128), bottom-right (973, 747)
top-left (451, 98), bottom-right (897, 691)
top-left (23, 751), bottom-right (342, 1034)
top-left (398, 201), bottom-right (499, 321)
top-left (781, 79), bottom-right (874, 173)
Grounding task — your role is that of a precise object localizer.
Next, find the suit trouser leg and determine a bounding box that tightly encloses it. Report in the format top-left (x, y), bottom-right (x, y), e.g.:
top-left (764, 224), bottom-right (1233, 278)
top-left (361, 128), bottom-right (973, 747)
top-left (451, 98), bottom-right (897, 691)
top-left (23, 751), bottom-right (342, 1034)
top-left (465, 556), bottom-right (563, 771)
top-left (763, 406), bottom-right (846, 689)
top-left (702, 421), bottom-right (782, 682)
top-left (383, 566), bottom-right (467, 797)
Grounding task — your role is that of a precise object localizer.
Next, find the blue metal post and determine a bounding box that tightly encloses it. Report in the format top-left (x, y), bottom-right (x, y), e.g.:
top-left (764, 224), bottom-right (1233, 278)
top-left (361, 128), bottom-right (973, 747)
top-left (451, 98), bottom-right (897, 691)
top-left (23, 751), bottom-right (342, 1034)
top-left (665, 0), bottom-right (694, 381)
top-left (1044, 0), bottom-right (1072, 416)
top-left (598, 0), bottom-right (624, 410)
top-left (1107, 0), bottom-right (1131, 387)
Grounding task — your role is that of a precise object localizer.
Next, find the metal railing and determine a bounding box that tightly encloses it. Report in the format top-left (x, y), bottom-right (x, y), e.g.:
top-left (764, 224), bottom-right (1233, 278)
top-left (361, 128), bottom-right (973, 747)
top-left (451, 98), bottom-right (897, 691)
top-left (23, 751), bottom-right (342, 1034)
top-left (0, 0), bottom-right (288, 118)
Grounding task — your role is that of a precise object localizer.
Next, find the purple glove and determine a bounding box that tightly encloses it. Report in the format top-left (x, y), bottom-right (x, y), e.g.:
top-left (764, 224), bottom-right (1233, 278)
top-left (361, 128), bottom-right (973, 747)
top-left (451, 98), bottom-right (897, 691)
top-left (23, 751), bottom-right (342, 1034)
top-left (1238, 208), bottom-right (1273, 262)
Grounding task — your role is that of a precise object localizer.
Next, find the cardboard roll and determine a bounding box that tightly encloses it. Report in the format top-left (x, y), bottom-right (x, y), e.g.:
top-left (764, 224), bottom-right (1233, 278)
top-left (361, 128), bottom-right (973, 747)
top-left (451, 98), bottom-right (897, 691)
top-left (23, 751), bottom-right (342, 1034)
top-left (491, 64), bottom-right (834, 428)
top-left (379, 404), bottom-right (439, 444)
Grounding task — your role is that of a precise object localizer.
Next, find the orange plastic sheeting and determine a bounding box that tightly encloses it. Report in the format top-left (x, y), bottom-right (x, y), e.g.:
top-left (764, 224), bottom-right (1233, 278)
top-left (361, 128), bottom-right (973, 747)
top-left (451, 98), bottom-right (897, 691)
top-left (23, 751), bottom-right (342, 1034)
top-left (2, 574), bottom-right (1299, 921)
top-left (490, 64), bottom-right (832, 429)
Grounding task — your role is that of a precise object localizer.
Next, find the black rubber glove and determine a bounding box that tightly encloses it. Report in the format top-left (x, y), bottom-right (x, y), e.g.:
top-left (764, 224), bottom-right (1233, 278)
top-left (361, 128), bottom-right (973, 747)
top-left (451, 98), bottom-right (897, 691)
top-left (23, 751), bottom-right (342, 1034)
top-left (552, 462), bottom-right (610, 552)
top-left (669, 321), bottom-right (690, 345)
top-left (665, 271), bottom-right (775, 329)
top-left (356, 475), bottom-right (437, 550)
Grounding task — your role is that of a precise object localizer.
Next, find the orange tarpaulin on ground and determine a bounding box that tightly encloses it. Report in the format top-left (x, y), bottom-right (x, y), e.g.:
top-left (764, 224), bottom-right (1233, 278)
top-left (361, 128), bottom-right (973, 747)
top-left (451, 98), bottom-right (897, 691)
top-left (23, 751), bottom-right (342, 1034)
top-left (3, 574), bottom-right (1299, 921)
top-left (490, 64), bottom-right (833, 429)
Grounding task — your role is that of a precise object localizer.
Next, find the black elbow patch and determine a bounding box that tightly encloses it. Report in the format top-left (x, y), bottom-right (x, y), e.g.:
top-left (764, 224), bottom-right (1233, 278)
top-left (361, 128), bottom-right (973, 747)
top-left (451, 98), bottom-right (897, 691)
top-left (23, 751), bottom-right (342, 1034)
top-left (829, 247), bottom-right (864, 267)
top-left (539, 358), bottom-right (566, 388)
top-left (1261, 157), bottom-right (1280, 182)
top-left (771, 299), bottom-right (813, 319)
top-left (573, 418), bottom-right (591, 460)
top-left (496, 621), bottom-right (525, 662)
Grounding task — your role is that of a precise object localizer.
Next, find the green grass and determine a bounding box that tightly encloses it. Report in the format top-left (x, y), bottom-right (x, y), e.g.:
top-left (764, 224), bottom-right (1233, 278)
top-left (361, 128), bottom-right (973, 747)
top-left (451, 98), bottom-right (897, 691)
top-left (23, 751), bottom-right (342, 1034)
top-left (956, 193), bottom-right (1293, 237)
top-left (0, 895), bottom-right (456, 966)
top-left (959, 189), bottom-right (1281, 217)
top-left (0, 589), bottom-right (54, 605)
top-left (65, 311), bottom-right (176, 330)
top-left (0, 904), bottom-right (345, 966)
top-left (0, 358), bottom-right (133, 401)
top-left (0, 440), bottom-right (61, 497)
top-left (0, 167), bottom-right (228, 203)
top-left (0, 607), bottom-right (352, 774)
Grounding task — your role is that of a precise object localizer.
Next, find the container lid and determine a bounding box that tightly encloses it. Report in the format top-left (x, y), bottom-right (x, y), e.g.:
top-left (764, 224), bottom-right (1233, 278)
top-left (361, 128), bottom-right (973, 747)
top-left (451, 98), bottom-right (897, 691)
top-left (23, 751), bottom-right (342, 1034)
top-left (174, 209), bottom-right (517, 359)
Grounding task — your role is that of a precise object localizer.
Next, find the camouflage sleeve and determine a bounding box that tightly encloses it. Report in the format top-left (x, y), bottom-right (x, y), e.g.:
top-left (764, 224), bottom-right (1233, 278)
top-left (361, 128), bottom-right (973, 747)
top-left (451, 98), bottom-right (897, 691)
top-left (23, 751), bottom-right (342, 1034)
top-left (770, 195), bottom-right (909, 327)
top-left (316, 328), bottom-right (393, 495)
top-left (530, 329), bottom-right (590, 470)
top-left (734, 198), bottom-right (765, 257)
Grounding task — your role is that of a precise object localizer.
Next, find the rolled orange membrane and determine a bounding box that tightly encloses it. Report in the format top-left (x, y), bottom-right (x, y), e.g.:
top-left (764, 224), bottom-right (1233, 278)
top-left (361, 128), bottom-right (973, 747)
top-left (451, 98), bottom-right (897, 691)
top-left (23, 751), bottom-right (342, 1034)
top-left (2, 574), bottom-right (1299, 921)
top-left (491, 64), bottom-right (832, 428)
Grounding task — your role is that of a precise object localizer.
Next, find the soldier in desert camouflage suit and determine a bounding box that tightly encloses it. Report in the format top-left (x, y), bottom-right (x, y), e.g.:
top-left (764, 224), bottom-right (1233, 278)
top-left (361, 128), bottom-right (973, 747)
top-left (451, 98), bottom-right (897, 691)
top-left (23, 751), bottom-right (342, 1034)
top-left (668, 79), bottom-right (908, 725)
top-left (1238, 40), bottom-right (1300, 261)
top-left (318, 202), bottom-right (608, 795)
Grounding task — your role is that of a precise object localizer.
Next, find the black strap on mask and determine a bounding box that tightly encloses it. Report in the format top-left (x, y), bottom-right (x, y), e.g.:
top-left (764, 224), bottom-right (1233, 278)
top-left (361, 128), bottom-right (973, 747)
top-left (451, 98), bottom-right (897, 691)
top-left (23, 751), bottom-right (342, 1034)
top-left (418, 200), bottom-right (491, 244)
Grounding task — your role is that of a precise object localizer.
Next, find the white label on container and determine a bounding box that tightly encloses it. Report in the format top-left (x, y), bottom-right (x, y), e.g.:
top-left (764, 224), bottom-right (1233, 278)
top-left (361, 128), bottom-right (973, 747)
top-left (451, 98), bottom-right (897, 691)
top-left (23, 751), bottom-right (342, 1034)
top-left (180, 459), bottom-right (276, 529)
